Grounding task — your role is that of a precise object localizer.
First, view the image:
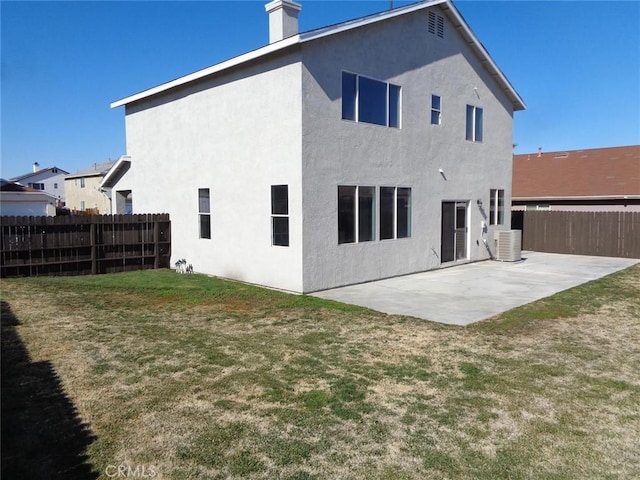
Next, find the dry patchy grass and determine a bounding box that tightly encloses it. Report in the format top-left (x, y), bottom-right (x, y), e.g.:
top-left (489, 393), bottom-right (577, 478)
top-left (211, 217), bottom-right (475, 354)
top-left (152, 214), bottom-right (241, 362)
top-left (1, 265), bottom-right (639, 479)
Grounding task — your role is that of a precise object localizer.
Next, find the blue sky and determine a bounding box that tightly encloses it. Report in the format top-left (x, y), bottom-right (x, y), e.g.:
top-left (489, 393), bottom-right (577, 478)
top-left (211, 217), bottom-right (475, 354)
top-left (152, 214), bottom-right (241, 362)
top-left (2, 0), bottom-right (639, 179)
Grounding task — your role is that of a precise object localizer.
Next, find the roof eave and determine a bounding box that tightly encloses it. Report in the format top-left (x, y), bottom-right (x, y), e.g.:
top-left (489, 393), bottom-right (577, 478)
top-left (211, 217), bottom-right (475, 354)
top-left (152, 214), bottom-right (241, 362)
top-left (440, 1), bottom-right (526, 111)
top-left (110, 35), bottom-right (301, 108)
top-left (100, 156), bottom-right (131, 189)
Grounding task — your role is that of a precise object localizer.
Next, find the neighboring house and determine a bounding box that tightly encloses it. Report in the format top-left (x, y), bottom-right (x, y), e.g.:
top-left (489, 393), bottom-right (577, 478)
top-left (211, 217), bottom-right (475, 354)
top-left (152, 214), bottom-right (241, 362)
top-left (109, 0), bottom-right (525, 293)
top-left (65, 161), bottom-right (117, 214)
top-left (0, 179), bottom-right (57, 216)
top-left (9, 163), bottom-right (68, 205)
top-left (513, 145), bottom-right (640, 212)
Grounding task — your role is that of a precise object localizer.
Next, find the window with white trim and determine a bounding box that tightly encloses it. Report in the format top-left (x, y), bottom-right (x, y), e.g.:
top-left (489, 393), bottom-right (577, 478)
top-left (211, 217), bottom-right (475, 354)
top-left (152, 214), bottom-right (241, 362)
top-left (342, 72), bottom-right (401, 128)
top-left (431, 95), bottom-right (441, 125)
top-left (489, 189), bottom-right (505, 225)
top-left (198, 188), bottom-right (211, 239)
top-left (80, 177), bottom-right (86, 188)
top-left (271, 185), bottom-right (289, 246)
top-left (338, 186), bottom-right (376, 244)
top-left (380, 187), bottom-right (412, 240)
top-left (466, 105), bottom-right (483, 142)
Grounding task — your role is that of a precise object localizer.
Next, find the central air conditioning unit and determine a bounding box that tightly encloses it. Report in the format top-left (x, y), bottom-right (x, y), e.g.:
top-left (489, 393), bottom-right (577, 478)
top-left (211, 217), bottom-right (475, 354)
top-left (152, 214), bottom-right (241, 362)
top-left (496, 230), bottom-right (522, 262)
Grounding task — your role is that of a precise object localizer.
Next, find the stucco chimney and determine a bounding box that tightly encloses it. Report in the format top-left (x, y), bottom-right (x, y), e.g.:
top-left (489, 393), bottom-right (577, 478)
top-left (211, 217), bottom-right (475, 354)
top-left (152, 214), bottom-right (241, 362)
top-left (33, 162), bottom-right (40, 173)
top-left (265, 0), bottom-right (302, 43)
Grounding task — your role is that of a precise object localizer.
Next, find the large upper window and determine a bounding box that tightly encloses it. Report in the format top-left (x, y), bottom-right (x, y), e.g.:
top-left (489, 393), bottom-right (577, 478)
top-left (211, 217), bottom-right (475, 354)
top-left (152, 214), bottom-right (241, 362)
top-left (198, 188), bottom-right (211, 239)
top-left (271, 185), bottom-right (289, 246)
top-left (490, 189), bottom-right (505, 225)
top-left (338, 186), bottom-right (375, 244)
top-left (380, 187), bottom-right (412, 240)
top-left (466, 105), bottom-right (483, 142)
top-left (342, 72), bottom-right (401, 128)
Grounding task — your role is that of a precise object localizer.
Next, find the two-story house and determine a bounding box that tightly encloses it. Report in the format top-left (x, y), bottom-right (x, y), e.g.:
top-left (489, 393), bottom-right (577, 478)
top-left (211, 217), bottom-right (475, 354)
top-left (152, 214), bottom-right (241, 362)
top-left (65, 160), bottom-right (116, 214)
top-left (110, 0), bottom-right (525, 293)
top-left (9, 163), bottom-right (68, 205)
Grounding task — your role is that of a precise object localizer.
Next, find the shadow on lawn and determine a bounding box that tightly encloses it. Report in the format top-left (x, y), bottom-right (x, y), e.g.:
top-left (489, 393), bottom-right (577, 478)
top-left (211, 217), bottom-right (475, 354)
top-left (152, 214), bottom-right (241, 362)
top-left (1, 300), bottom-right (99, 480)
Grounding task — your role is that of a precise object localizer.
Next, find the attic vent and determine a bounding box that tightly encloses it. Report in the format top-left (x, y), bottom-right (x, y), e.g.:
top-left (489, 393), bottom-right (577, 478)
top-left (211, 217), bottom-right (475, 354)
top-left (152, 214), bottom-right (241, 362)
top-left (428, 11), bottom-right (444, 38)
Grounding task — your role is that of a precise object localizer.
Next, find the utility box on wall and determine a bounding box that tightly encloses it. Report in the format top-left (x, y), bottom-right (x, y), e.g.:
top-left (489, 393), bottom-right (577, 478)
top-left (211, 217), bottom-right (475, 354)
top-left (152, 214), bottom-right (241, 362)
top-left (496, 230), bottom-right (522, 262)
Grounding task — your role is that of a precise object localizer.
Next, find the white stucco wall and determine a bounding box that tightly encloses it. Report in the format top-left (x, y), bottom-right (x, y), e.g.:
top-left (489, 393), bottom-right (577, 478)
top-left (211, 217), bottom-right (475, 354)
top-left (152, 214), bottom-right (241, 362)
top-left (123, 51), bottom-right (304, 292)
top-left (299, 7), bottom-right (515, 291)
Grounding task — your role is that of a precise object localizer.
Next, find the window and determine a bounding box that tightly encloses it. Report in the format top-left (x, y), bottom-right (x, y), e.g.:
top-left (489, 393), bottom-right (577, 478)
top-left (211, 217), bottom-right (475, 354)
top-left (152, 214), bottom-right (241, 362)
top-left (380, 187), bottom-right (395, 240)
top-left (338, 186), bottom-right (376, 244)
top-left (358, 186), bottom-right (376, 242)
top-left (466, 105), bottom-right (483, 142)
top-left (198, 188), bottom-right (211, 239)
top-left (271, 185), bottom-right (289, 246)
top-left (380, 187), bottom-right (412, 240)
top-left (54, 183), bottom-right (58, 189)
top-left (80, 177), bottom-right (86, 188)
top-left (397, 188), bottom-right (412, 238)
top-left (431, 95), bottom-right (441, 125)
top-left (489, 189), bottom-right (505, 225)
top-left (428, 11), bottom-right (444, 38)
top-left (28, 183), bottom-right (45, 190)
top-left (80, 200), bottom-right (85, 211)
top-left (342, 72), bottom-right (401, 128)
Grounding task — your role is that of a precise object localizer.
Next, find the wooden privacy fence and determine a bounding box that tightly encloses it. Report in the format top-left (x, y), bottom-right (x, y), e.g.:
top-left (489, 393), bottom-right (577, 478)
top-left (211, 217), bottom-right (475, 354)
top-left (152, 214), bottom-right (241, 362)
top-left (1, 214), bottom-right (171, 277)
top-left (519, 211), bottom-right (640, 259)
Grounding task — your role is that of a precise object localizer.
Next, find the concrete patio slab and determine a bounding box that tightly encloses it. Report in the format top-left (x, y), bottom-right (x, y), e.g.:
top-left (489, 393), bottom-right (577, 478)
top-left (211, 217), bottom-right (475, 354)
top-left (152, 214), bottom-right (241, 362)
top-left (311, 252), bottom-right (639, 325)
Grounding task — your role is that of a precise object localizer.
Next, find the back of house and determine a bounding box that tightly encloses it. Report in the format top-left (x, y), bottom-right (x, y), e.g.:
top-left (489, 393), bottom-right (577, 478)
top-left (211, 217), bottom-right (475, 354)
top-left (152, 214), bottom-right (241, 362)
top-left (111, 0), bottom-right (525, 292)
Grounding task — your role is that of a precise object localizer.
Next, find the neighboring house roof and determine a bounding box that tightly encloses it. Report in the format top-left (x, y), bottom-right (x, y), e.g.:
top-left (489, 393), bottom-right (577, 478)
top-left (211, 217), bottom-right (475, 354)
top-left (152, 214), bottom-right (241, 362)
top-left (9, 166), bottom-right (69, 183)
top-left (66, 160), bottom-right (118, 180)
top-left (1, 179), bottom-right (41, 193)
top-left (513, 145), bottom-right (640, 201)
top-left (111, 0), bottom-right (525, 111)
top-left (1, 179), bottom-right (58, 198)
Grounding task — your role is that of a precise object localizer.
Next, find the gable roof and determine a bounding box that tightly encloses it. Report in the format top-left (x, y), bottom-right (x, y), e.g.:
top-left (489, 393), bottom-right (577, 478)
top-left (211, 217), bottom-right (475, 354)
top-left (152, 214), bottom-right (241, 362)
top-left (513, 145), bottom-right (640, 200)
top-left (9, 166), bottom-right (69, 183)
top-left (66, 160), bottom-right (118, 180)
top-left (111, 0), bottom-right (525, 111)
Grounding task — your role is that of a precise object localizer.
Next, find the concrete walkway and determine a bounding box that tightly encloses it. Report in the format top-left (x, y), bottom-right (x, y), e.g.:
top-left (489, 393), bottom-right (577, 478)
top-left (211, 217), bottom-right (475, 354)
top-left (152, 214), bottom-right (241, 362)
top-left (311, 252), bottom-right (639, 325)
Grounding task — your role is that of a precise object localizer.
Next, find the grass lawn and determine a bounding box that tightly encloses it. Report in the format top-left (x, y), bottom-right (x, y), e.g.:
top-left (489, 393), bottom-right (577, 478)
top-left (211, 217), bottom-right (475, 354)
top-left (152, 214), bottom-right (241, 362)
top-left (1, 264), bottom-right (639, 479)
